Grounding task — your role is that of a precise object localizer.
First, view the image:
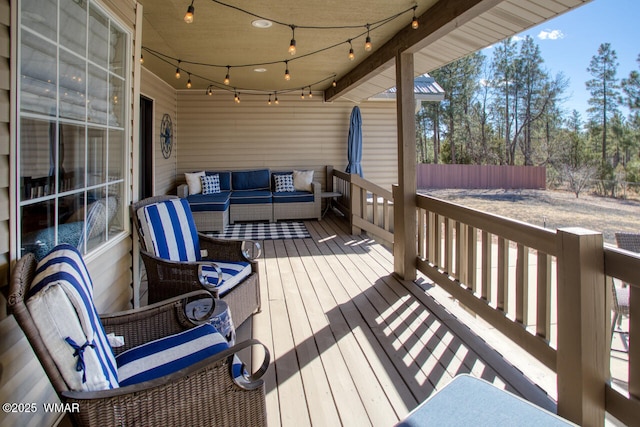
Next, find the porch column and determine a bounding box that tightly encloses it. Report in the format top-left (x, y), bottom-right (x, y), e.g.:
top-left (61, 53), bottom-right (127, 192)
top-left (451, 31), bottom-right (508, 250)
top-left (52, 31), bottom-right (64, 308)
top-left (393, 52), bottom-right (417, 281)
top-left (556, 227), bottom-right (607, 426)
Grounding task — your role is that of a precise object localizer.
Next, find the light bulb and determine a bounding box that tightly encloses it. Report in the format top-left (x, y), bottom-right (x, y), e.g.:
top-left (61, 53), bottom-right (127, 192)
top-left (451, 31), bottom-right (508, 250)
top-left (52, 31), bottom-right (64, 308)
top-left (186, 76), bottom-right (192, 89)
top-left (268, 95), bottom-right (272, 105)
top-left (301, 90), bottom-right (305, 99)
top-left (175, 68), bottom-right (181, 79)
top-left (365, 36), bottom-right (372, 52)
top-left (184, 4), bottom-right (194, 23)
top-left (207, 87), bottom-right (213, 96)
top-left (332, 79), bottom-right (337, 87)
top-left (275, 95), bottom-right (279, 105)
top-left (412, 7), bottom-right (419, 29)
top-left (224, 66), bottom-right (230, 85)
top-left (140, 54), bottom-right (144, 64)
top-left (349, 48), bottom-right (355, 61)
top-left (289, 39), bottom-right (296, 55)
top-left (284, 62), bottom-right (291, 80)
top-left (308, 89), bottom-right (313, 98)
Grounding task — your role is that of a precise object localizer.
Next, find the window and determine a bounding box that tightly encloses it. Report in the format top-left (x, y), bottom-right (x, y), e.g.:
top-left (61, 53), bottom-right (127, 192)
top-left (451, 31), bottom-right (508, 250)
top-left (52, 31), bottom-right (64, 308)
top-left (18, 0), bottom-right (129, 260)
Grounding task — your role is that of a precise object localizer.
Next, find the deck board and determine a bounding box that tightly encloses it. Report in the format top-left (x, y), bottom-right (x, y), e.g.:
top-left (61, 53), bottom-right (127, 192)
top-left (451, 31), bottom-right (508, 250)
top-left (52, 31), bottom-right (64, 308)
top-left (251, 215), bottom-right (555, 426)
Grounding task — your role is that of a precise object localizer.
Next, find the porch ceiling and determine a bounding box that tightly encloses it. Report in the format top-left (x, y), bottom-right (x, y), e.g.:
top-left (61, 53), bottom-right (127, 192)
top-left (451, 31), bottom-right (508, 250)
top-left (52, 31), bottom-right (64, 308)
top-left (138, 0), bottom-right (591, 103)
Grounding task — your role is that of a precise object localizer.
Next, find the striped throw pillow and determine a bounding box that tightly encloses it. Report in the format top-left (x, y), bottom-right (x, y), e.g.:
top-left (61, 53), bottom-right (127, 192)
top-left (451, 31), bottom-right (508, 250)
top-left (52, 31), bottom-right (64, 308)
top-left (26, 244), bottom-right (119, 391)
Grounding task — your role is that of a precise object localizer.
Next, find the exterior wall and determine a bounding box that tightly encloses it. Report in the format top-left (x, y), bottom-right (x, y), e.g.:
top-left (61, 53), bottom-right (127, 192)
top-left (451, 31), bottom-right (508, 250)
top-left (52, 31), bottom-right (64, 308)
top-left (140, 67), bottom-right (178, 196)
top-left (0, 0), bottom-right (9, 312)
top-left (176, 91), bottom-right (398, 192)
top-left (0, 1), bottom-right (137, 425)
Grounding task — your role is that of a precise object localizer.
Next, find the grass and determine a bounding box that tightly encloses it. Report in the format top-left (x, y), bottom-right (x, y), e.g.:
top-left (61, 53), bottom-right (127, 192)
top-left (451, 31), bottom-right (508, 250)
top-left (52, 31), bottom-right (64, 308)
top-left (421, 188), bottom-right (640, 245)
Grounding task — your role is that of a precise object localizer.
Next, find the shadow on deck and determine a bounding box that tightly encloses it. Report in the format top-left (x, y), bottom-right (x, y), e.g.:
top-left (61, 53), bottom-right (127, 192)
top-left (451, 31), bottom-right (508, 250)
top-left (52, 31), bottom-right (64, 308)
top-left (252, 213), bottom-right (555, 426)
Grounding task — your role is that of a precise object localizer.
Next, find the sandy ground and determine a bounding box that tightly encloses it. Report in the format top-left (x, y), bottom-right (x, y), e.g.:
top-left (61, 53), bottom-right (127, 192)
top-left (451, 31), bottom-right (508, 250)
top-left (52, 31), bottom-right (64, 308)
top-left (420, 188), bottom-right (640, 245)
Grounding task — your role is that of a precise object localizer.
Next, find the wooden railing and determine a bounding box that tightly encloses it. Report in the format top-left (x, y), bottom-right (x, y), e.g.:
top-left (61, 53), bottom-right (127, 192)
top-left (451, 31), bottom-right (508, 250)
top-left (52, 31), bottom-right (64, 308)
top-left (325, 166), bottom-right (639, 426)
top-left (327, 166), bottom-right (393, 246)
top-left (416, 193), bottom-right (639, 426)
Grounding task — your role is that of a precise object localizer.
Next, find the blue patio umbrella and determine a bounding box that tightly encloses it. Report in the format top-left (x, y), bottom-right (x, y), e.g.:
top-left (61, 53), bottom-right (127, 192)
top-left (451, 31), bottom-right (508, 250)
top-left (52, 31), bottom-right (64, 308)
top-left (345, 106), bottom-right (363, 177)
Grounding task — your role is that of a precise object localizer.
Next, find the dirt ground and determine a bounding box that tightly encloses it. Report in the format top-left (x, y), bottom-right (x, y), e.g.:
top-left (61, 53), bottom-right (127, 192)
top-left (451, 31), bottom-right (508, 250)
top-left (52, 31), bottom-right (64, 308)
top-left (421, 188), bottom-right (640, 245)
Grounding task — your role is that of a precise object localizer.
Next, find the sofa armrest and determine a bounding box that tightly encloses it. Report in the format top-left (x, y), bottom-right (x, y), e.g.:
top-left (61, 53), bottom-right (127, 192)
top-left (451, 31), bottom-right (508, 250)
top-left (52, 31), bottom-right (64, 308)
top-left (177, 184), bottom-right (189, 198)
top-left (311, 181), bottom-right (321, 197)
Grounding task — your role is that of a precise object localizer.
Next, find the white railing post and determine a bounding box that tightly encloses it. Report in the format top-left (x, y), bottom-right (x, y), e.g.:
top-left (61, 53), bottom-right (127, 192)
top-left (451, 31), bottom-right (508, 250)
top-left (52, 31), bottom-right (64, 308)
top-left (556, 227), bottom-right (607, 426)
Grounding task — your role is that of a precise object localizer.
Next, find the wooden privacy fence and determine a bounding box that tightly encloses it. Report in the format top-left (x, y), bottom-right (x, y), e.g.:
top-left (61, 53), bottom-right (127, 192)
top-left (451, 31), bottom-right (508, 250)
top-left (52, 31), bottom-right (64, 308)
top-left (417, 164), bottom-right (546, 189)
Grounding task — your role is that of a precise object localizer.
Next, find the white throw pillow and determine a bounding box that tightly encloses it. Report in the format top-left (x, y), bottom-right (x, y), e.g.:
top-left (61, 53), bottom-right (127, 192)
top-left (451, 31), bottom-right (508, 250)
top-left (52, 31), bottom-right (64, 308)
top-left (293, 170), bottom-right (314, 192)
top-left (185, 171), bottom-right (205, 195)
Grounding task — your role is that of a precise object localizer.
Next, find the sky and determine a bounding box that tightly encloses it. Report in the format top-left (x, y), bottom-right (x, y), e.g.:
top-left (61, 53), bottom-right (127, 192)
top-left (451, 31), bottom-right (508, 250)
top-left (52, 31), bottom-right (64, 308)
top-left (482, 0), bottom-right (639, 119)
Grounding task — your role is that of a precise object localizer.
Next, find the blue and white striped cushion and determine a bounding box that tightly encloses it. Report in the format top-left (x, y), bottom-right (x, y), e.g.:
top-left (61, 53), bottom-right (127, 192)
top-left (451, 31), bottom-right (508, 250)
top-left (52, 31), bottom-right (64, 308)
top-left (200, 261), bottom-right (252, 296)
top-left (138, 198), bottom-right (201, 261)
top-left (26, 244), bottom-right (119, 391)
top-left (116, 324), bottom-right (246, 387)
top-left (200, 174), bottom-right (221, 195)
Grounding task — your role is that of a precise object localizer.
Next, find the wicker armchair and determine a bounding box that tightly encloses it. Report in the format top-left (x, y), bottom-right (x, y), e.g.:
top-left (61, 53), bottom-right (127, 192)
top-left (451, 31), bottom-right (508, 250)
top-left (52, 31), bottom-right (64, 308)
top-left (131, 196), bottom-right (261, 326)
top-left (8, 251), bottom-right (269, 427)
top-left (611, 232), bottom-right (637, 350)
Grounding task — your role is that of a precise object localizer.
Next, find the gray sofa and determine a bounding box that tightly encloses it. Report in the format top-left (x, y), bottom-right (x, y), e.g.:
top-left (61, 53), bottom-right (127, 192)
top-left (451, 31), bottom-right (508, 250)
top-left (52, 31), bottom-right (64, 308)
top-left (177, 169), bottom-right (321, 232)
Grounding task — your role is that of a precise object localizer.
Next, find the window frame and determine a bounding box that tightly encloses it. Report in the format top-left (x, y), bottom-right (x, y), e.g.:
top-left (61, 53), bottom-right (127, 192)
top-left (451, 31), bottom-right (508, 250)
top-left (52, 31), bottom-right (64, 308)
top-left (15, 0), bottom-right (131, 260)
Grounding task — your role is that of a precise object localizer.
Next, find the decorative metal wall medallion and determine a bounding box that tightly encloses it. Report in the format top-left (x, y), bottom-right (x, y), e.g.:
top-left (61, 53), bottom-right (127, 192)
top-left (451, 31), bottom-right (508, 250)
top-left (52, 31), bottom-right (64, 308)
top-left (160, 113), bottom-right (173, 159)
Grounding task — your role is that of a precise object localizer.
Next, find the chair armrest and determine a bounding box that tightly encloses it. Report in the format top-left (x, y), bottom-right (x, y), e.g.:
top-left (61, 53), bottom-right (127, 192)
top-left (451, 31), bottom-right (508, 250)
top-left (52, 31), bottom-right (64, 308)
top-left (199, 234), bottom-right (252, 261)
top-left (177, 183), bottom-right (189, 198)
top-left (61, 339), bottom-right (270, 399)
top-left (61, 339), bottom-right (269, 425)
top-left (100, 290), bottom-right (213, 352)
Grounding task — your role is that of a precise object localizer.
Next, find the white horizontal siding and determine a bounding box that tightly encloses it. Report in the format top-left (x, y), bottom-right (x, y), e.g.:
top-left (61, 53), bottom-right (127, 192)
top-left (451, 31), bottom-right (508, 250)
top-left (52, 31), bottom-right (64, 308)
top-left (176, 91), bottom-right (398, 191)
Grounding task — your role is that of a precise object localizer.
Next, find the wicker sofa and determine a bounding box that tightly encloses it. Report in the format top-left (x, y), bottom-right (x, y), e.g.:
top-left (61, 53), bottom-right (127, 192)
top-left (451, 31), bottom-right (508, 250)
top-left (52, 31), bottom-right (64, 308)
top-left (178, 169), bottom-right (321, 232)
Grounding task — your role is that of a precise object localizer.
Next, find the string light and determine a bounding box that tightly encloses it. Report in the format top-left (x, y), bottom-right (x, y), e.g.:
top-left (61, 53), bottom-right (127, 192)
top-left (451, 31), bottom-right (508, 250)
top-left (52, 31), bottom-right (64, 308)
top-left (288, 25), bottom-right (296, 55)
top-left (234, 91), bottom-right (240, 103)
top-left (140, 53), bottom-right (144, 64)
top-left (184, 0), bottom-right (195, 23)
top-left (275, 93), bottom-right (279, 104)
top-left (144, 47), bottom-right (335, 102)
top-left (284, 61), bottom-right (291, 81)
top-left (160, 2), bottom-right (417, 95)
top-left (268, 94), bottom-right (272, 105)
top-left (332, 79), bottom-right (337, 87)
top-left (301, 90), bottom-right (305, 99)
top-left (364, 24), bottom-right (372, 51)
top-left (224, 66), bottom-right (231, 85)
top-left (411, 6), bottom-right (419, 29)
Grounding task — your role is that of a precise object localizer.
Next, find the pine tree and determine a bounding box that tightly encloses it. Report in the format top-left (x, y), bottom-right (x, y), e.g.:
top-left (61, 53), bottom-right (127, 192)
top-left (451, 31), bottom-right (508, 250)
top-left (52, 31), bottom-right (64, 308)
top-left (586, 43), bottom-right (620, 164)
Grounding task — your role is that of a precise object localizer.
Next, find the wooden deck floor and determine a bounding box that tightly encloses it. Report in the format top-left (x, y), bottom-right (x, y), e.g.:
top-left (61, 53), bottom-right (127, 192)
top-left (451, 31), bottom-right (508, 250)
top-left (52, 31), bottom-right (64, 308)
top-left (250, 214), bottom-right (555, 427)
